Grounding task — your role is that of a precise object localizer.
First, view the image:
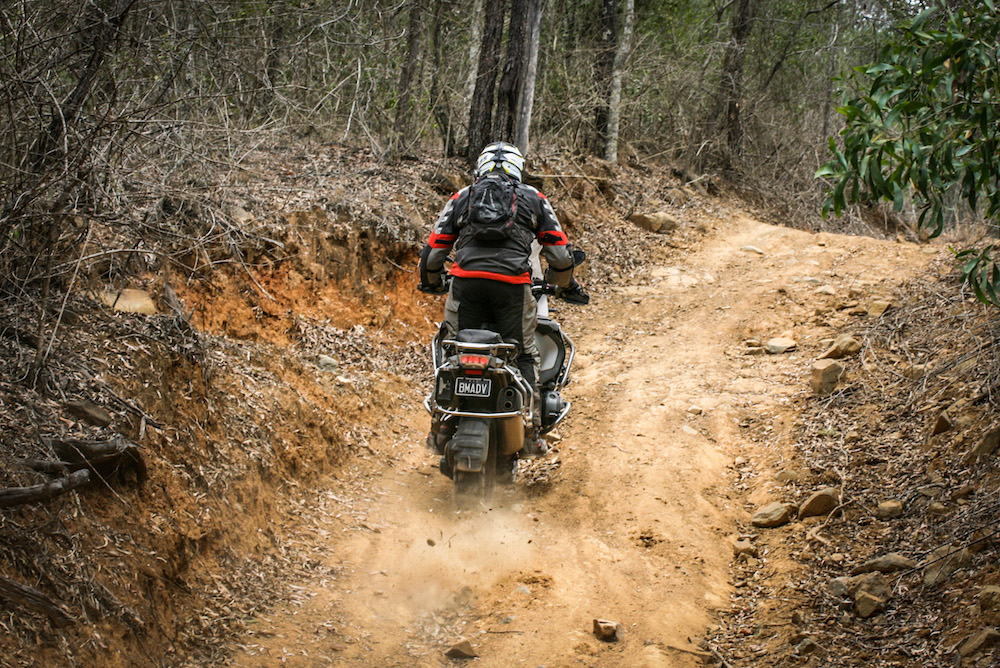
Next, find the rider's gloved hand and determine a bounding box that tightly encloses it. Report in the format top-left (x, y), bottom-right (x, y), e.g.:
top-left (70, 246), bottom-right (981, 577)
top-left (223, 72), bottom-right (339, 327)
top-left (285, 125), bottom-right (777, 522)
top-left (556, 279), bottom-right (590, 305)
top-left (417, 279), bottom-right (449, 295)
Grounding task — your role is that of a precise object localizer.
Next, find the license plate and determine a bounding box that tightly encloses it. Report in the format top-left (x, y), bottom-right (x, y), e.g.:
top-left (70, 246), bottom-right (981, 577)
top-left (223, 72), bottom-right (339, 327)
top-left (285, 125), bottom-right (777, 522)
top-left (455, 377), bottom-right (492, 397)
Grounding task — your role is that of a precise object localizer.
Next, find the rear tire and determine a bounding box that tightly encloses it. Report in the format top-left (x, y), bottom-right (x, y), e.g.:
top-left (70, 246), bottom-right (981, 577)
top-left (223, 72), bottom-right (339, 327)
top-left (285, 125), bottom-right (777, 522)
top-left (454, 423), bottom-right (498, 509)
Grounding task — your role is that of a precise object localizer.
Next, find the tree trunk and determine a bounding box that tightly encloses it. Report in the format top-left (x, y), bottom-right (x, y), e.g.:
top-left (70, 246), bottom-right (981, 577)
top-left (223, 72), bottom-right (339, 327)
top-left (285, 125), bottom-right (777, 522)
top-left (718, 0), bottom-right (758, 170)
top-left (592, 0), bottom-right (618, 155)
top-left (464, 0), bottom-right (486, 133)
top-left (393, 0), bottom-right (425, 154)
top-left (430, 0), bottom-right (457, 156)
top-left (515, 0), bottom-right (544, 155)
top-left (467, 0), bottom-right (508, 163)
top-left (494, 0), bottom-right (529, 143)
top-left (604, 0), bottom-right (634, 163)
top-left (821, 6), bottom-right (842, 141)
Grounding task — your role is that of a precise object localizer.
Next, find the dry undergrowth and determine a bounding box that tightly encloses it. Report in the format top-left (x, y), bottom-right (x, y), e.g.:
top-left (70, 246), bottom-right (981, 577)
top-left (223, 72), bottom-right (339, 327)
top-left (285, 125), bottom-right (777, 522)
top-left (712, 259), bottom-right (1000, 667)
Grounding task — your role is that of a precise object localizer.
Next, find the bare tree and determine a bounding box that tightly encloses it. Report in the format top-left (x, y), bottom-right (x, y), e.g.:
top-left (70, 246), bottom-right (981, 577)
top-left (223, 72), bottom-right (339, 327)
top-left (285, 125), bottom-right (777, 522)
top-left (515, 0), bottom-right (544, 155)
top-left (467, 0), bottom-right (508, 162)
top-left (604, 0), bottom-right (634, 163)
top-left (592, 0), bottom-right (618, 154)
top-left (718, 0), bottom-right (759, 169)
top-left (494, 0), bottom-right (530, 142)
top-left (393, 0), bottom-right (426, 155)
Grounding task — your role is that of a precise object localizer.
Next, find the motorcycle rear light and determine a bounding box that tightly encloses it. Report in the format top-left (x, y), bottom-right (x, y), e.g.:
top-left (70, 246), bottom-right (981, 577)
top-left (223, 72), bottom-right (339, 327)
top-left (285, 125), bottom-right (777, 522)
top-left (459, 354), bottom-right (491, 369)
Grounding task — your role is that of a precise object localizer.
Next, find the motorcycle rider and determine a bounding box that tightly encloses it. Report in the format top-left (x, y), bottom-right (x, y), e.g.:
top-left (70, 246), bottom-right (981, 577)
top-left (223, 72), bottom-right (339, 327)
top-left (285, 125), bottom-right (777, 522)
top-left (418, 141), bottom-right (587, 456)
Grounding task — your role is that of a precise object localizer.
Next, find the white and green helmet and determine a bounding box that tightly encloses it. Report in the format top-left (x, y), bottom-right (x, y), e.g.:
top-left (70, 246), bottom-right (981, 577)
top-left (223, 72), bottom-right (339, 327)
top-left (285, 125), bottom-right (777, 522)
top-left (475, 141), bottom-right (525, 182)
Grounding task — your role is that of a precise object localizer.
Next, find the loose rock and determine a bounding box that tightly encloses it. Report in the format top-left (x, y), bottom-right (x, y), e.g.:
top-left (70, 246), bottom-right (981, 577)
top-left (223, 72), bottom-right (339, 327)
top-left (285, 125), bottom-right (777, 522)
top-left (445, 640), bottom-right (478, 659)
top-left (794, 637), bottom-right (825, 656)
top-left (980, 586), bottom-right (1000, 624)
top-left (854, 590), bottom-right (887, 619)
top-left (927, 501), bottom-right (949, 515)
top-left (867, 300), bottom-right (892, 317)
top-left (593, 619), bottom-right (624, 642)
top-left (810, 359), bottom-right (844, 395)
top-left (819, 334), bottom-right (862, 359)
top-left (752, 502), bottom-right (793, 528)
top-left (766, 337), bottom-right (797, 354)
top-left (851, 553), bottom-right (917, 575)
top-left (99, 289), bottom-right (157, 314)
top-left (876, 499), bottom-right (904, 519)
top-left (317, 354), bottom-right (339, 371)
top-left (853, 573), bottom-right (892, 618)
top-left (733, 540), bottom-right (759, 559)
top-left (629, 212), bottom-right (679, 234)
top-left (775, 469), bottom-right (807, 484)
top-left (966, 427), bottom-right (1000, 463)
top-left (931, 411), bottom-right (953, 435)
top-left (923, 545), bottom-right (972, 587)
top-left (798, 487), bottom-right (840, 518)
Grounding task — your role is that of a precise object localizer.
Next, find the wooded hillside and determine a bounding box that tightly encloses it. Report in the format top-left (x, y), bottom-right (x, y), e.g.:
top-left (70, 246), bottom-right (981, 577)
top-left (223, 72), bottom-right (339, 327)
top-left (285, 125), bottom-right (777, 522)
top-left (1, 0), bottom-right (935, 299)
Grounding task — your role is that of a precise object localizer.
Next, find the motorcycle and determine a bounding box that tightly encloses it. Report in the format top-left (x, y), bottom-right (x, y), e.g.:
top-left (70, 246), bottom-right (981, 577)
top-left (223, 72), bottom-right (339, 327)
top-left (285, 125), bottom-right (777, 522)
top-left (423, 250), bottom-right (587, 506)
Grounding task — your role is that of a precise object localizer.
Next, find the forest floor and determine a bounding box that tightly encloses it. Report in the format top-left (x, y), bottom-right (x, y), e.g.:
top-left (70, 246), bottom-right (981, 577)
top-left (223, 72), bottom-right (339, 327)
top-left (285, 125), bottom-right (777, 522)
top-left (3, 149), bottom-right (999, 668)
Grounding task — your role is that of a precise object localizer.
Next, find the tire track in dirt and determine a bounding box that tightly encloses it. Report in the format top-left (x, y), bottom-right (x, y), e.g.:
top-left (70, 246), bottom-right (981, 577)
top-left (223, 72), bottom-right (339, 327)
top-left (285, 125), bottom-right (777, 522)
top-left (221, 211), bottom-right (941, 667)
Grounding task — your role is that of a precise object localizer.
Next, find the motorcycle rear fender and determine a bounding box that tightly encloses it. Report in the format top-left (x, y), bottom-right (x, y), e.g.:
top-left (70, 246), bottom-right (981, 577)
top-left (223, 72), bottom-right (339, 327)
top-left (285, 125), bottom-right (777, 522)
top-left (448, 418), bottom-right (490, 473)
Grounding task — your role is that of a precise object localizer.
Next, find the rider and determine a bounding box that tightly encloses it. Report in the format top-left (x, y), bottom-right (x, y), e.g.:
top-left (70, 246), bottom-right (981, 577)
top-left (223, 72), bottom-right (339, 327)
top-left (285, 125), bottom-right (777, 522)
top-left (418, 141), bottom-right (587, 454)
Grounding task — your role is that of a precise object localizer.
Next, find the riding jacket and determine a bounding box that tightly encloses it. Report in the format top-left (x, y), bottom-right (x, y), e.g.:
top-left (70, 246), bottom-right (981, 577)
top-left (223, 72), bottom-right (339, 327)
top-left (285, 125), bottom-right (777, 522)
top-left (419, 177), bottom-right (575, 287)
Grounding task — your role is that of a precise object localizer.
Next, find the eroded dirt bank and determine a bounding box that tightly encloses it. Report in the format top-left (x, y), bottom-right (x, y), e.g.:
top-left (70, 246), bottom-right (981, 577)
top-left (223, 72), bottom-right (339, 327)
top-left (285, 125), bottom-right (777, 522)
top-left (218, 208), bottom-right (943, 667)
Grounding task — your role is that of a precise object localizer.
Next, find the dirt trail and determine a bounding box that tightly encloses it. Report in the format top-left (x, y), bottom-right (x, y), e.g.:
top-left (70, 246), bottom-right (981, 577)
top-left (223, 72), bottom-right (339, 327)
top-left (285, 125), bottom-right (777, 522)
top-left (223, 210), bottom-right (941, 667)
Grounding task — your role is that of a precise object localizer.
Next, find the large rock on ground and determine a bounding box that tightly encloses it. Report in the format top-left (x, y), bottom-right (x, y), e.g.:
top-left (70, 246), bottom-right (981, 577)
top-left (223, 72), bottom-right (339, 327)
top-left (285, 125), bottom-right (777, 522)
top-left (820, 334), bottom-right (862, 359)
top-left (752, 502), bottom-right (794, 528)
top-left (966, 427), bottom-right (1000, 463)
top-left (629, 212), bottom-right (679, 234)
top-left (848, 573), bottom-right (892, 619)
top-left (766, 337), bottom-right (797, 354)
top-left (811, 359), bottom-right (844, 395)
top-left (593, 619), bottom-right (624, 642)
top-left (100, 289), bottom-right (157, 314)
top-left (876, 499), bottom-right (904, 519)
top-left (851, 553), bottom-right (917, 575)
top-left (854, 590), bottom-right (888, 619)
top-left (64, 399), bottom-right (113, 427)
top-left (445, 640), bottom-right (478, 659)
top-left (923, 545), bottom-right (972, 587)
top-left (798, 487), bottom-right (840, 518)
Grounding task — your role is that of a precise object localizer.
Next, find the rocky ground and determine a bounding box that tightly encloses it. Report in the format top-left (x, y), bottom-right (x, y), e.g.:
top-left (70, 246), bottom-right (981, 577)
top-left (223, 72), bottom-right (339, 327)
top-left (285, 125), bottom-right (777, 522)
top-left (1, 144), bottom-right (999, 667)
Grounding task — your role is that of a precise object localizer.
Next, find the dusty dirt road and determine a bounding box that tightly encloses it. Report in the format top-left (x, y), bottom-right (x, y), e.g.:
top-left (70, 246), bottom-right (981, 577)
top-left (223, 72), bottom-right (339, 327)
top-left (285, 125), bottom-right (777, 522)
top-left (223, 209), bottom-right (940, 667)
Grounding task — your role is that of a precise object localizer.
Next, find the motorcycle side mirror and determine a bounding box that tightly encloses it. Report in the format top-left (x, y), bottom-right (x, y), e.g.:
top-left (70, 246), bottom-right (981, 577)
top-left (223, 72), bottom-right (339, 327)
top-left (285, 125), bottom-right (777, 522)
top-left (572, 249), bottom-right (587, 266)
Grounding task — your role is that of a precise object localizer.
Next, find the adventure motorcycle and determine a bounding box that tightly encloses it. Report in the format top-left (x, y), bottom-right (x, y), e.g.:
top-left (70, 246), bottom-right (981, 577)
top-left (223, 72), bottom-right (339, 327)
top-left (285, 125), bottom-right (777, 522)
top-left (423, 253), bottom-right (586, 506)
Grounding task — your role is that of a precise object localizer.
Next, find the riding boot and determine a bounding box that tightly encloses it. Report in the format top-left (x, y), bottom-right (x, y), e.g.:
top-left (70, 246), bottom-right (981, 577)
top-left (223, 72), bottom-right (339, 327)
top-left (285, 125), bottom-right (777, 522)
top-left (519, 426), bottom-right (549, 458)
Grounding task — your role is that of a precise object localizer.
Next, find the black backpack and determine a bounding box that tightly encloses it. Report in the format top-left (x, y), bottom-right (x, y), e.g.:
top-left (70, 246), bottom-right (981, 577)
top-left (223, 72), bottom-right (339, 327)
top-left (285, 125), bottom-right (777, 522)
top-left (463, 174), bottom-right (519, 242)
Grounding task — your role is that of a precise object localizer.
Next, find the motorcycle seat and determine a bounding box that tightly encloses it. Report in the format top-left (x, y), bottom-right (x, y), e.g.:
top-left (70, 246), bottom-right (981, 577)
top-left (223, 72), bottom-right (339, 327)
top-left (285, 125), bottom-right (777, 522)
top-left (455, 329), bottom-right (505, 345)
